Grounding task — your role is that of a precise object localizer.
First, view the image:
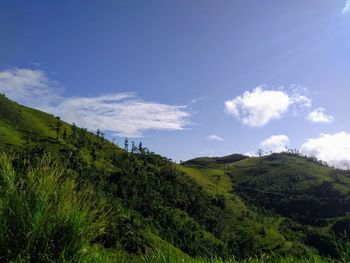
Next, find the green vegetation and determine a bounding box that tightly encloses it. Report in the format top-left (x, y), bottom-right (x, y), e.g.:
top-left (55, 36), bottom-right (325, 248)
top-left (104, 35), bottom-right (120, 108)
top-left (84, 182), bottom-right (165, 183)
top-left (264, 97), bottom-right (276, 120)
top-left (1, 94), bottom-right (350, 262)
top-left (181, 154), bottom-right (248, 168)
top-left (0, 154), bottom-right (107, 262)
top-left (228, 152), bottom-right (350, 223)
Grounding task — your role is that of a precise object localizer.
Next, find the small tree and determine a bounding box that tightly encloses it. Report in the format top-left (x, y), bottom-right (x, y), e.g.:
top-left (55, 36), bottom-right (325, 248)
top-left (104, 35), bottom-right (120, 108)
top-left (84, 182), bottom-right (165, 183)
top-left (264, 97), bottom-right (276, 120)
top-left (138, 142), bottom-right (145, 155)
top-left (257, 148), bottom-right (264, 157)
top-left (124, 137), bottom-right (129, 152)
top-left (131, 141), bottom-right (137, 154)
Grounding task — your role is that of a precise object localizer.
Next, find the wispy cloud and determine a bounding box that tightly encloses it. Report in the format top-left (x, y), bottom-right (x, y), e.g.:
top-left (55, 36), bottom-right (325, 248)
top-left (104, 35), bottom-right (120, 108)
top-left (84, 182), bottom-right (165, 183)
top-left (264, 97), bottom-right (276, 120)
top-left (52, 94), bottom-right (190, 137)
top-left (206, 135), bottom-right (224, 142)
top-left (0, 68), bottom-right (191, 137)
top-left (342, 0), bottom-right (350, 14)
top-left (301, 132), bottom-right (350, 169)
top-left (224, 86), bottom-right (311, 127)
top-left (0, 68), bottom-right (62, 108)
top-left (307, 108), bottom-right (334, 123)
top-left (190, 96), bottom-right (206, 104)
top-left (260, 135), bottom-right (289, 153)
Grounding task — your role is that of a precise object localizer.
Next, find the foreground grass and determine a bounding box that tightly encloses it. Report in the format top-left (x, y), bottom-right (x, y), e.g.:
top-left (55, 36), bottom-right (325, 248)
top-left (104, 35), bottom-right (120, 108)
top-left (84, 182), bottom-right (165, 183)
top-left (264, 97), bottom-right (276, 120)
top-left (0, 154), bottom-right (106, 262)
top-left (140, 249), bottom-right (331, 263)
top-left (70, 249), bottom-right (332, 263)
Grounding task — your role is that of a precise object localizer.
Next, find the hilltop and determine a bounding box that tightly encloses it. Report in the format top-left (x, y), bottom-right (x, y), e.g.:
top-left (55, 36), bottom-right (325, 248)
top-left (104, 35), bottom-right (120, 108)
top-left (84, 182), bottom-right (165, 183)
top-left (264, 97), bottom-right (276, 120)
top-left (0, 94), bottom-right (350, 262)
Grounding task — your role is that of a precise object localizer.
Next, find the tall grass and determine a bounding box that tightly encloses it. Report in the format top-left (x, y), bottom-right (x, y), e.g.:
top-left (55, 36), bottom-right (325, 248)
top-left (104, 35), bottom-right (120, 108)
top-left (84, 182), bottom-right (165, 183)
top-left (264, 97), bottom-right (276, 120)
top-left (141, 249), bottom-right (332, 263)
top-left (0, 154), bottom-right (106, 262)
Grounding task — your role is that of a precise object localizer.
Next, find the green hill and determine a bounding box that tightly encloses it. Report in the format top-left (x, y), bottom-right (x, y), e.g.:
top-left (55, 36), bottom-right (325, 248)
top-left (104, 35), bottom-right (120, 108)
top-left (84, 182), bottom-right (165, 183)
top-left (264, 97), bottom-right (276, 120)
top-left (227, 153), bottom-right (350, 225)
top-left (180, 152), bottom-right (350, 258)
top-left (0, 94), bottom-right (350, 262)
top-left (181, 154), bottom-right (249, 168)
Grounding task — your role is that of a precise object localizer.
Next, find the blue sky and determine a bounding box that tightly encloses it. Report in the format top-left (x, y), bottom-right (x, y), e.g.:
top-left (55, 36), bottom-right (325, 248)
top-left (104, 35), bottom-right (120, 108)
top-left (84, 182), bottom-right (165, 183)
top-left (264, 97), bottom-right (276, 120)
top-left (1, 1), bottom-right (350, 167)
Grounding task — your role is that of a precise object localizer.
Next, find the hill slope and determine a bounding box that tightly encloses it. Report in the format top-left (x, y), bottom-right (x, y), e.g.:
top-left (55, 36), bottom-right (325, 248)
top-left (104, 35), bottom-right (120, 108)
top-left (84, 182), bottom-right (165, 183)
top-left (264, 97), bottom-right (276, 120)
top-left (1, 94), bottom-right (350, 260)
top-left (227, 153), bottom-right (350, 225)
top-left (0, 94), bottom-right (230, 257)
top-left (181, 152), bottom-right (350, 257)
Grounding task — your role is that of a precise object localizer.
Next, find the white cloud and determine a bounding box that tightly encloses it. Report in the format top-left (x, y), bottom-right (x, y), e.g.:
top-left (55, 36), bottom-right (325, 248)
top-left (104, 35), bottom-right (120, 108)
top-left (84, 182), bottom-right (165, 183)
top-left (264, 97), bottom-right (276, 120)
top-left (206, 135), bottom-right (224, 141)
top-left (290, 94), bottom-right (312, 109)
top-left (224, 86), bottom-right (311, 127)
top-left (260, 135), bottom-right (289, 153)
top-left (53, 95), bottom-right (190, 137)
top-left (301, 132), bottom-right (350, 169)
top-left (0, 68), bottom-right (190, 137)
top-left (307, 108), bottom-right (334, 123)
top-left (244, 151), bottom-right (257, 157)
top-left (342, 0), bottom-right (350, 14)
top-left (0, 68), bottom-right (62, 108)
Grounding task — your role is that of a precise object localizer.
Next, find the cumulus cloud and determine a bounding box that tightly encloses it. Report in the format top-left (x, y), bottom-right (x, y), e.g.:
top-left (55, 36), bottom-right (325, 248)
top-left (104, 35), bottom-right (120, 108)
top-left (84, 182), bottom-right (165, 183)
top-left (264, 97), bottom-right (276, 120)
top-left (0, 68), bottom-right (190, 137)
top-left (342, 0), bottom-right (350, 14)
top-left (206, 135), bottom-right (224, 141)
top-left (260, 135), bottom-right (290, 153)
top-left (224, 86), bottom-right (311, 127)
top-left (301, 132), bottom-right (350, 169)
top-left (307, 108), bottom-right (334, 123)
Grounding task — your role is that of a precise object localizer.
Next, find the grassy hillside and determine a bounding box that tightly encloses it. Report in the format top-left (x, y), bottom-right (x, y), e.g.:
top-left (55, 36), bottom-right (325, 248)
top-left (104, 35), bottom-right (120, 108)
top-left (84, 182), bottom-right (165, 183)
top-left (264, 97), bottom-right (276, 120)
top-left (177, 165), bottom-right (291, 255)
top-left (181, 152), bottom-right (350, 258)
top-left (0, 95), bottom-right (230, 258)
top-left (181, 154), bottom-right (248, 168)
top-left (227, 153), bottom-right (350, 225)
top-left (1, 94), bottom-right (350, 262)
top-left (0, 94), bottom-right (63, 144)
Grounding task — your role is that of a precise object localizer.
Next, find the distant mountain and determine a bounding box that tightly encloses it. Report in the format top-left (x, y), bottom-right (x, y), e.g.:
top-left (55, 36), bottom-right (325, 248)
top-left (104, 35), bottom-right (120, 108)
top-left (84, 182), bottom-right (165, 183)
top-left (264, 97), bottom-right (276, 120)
top-left (0, 94), bottom-right (349, 261)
